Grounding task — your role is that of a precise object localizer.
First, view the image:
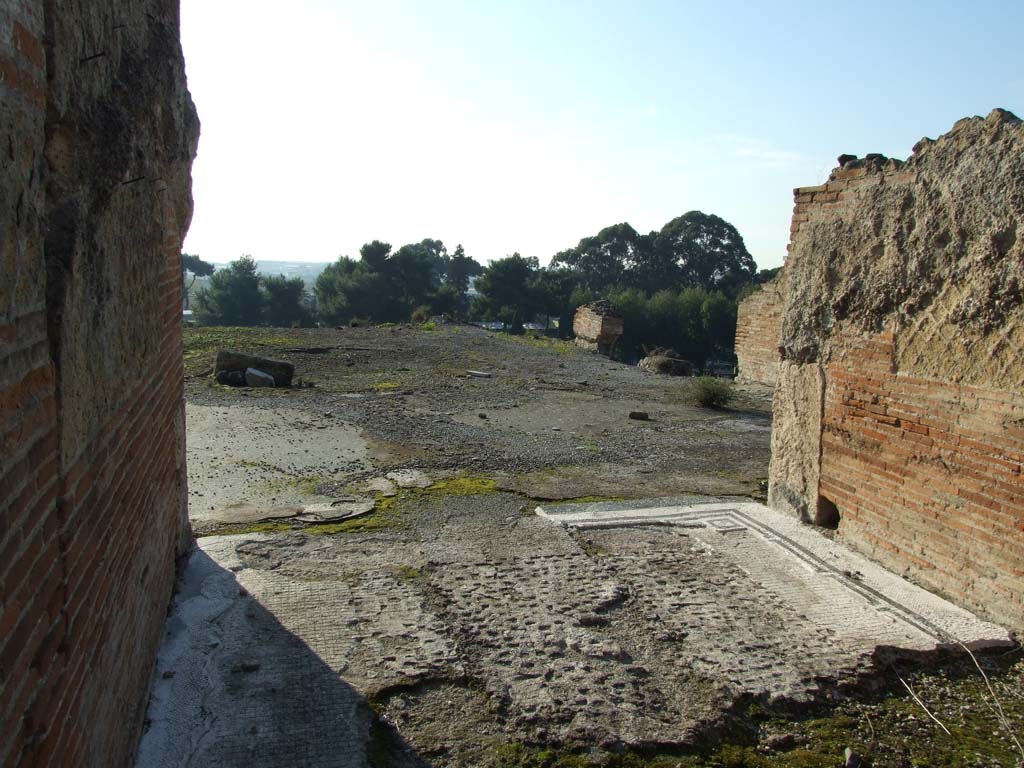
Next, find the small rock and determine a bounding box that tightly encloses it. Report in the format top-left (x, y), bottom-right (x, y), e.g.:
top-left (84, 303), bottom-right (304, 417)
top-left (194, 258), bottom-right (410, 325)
top-left (628, 411), bottom-right (649, 421)
top-left (478, 413), bottom-right (488, 419)
top-left (216, 350), bottom-right (294, 386)
top-left (765, 733), bottom-right (796, 751)
top-left (386, 469), bottom-right (432, 489)
top-left (296, 501), bottom-right (375, 523)
top-left (216, 369), bottom-right (246, 386)
top-left (245, 368), bottom-right (276, 387)
top-left (638, 354), bottom-right (692, 376)
top-left (844, 748), bottom-right (861, 768)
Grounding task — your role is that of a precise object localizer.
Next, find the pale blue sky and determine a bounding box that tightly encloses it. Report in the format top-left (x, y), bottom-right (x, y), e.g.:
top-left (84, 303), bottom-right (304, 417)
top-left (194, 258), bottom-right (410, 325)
top-left (180, 1), bottom-right (1023, 270)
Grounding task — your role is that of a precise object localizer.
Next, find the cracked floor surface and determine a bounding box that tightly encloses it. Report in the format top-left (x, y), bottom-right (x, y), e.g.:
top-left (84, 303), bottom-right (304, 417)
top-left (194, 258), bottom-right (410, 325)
top-left (137, 326), bottom-right (1017, 767)
top-left (137, 493), bottom-right (1009, 767)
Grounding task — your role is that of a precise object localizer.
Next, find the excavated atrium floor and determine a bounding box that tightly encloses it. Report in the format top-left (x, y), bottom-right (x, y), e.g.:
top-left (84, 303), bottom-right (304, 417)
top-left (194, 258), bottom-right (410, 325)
top-left (139, 327), bottom-right (1017, 767)
top-left (137, 493), bottom-right (1008, 768)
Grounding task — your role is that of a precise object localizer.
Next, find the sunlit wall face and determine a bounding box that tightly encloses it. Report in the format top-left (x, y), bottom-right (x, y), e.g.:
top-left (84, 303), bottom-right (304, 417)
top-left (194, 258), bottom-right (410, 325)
top-left (180, 0), bottom-right (1024, 269)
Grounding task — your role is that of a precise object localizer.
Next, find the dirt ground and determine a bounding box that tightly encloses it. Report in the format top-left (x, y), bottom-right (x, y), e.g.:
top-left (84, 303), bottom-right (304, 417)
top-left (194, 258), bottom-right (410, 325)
top-left (183, 324), bottom-right (774, 509)
top-left (138, 325), bottom-right (1023, 768)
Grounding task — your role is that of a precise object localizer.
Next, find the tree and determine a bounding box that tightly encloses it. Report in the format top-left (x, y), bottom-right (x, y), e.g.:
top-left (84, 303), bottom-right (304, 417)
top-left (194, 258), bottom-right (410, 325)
top-left (552, 223), bottom-right (646, 293)
top-left (418, 238), bottom-right (448, 282)
top-left (534, 267), bottom-right (582, 336)
top-left (700, 291), bottom-right (736, 356)
top-left (655, 211), bottom-right (755, 291)
top-left (315, 239), bottom-right (450, 324)
top-left (194, 255), bottom-right (262, 325)
top-left (181, 253), bottom-right (215, 310)
top-left (472, 254), bottom-right (541, 331)
top-left (262, 274), bottom-right (310, 327)
top-left (388, 242), bottom-right (441, 318)
top-left (429, 283), bottom-right (461, 317)
top-left (447, 244), bottom-right (483, 294)
top-left (359, 240), bottom-right (392, 271)
top-left (315, 256), bottom-right (391, 324)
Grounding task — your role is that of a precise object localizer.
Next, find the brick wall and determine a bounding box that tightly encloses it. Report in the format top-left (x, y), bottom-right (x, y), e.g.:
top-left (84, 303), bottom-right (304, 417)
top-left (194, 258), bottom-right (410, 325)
top-left (0, 2), bottom-right (197, 766)
top-left (573, 304), bottom-right (624, 355)
top-left (768, 111), bottom-right (1024, 629)
top-left (734, 273), bottom-right (785, 386)
top-left (819, 330), bottom-right (1024, 626)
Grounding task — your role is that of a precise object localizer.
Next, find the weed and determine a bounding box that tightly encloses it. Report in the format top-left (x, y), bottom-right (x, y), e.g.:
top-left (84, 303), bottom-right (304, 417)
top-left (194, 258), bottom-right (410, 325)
top-left (391, 564), bottom-right (424, 582)
top-left (488, 742), bottom-right (590, 768)
top-left (576, 538), bottom-right (609, 559)
top-left (691, 376), bottom-right (735, 408)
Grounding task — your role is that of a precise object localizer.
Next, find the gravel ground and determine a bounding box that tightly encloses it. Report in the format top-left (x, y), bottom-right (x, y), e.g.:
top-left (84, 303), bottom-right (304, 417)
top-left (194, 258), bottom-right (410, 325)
top-left (185, 325), bottom-right (772, 499)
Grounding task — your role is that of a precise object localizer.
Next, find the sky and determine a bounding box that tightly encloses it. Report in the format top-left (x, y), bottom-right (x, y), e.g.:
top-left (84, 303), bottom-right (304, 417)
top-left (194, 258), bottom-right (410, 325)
top-left (180, 0), bottom-right (1024, 270)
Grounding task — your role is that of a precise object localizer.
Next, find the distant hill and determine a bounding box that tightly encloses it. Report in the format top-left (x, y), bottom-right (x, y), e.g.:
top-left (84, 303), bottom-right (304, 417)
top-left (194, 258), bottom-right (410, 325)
top-left (188, 261), bottom-right (331, 305)
top-left (253, 261), bottom-right (331, 287)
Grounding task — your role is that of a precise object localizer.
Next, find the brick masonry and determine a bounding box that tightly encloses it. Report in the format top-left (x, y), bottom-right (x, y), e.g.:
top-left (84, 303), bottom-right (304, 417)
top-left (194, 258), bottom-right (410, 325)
top-left (0, 2), bottom-right (197, 766)
top-left (819, 331), bottom-right (1023, 625)
top-left (734, 273), bottom-right (785, 386)
top-left (767, 112), bottom-right (1024, 629)
top-left (573, 303), bottom-right (624, 356)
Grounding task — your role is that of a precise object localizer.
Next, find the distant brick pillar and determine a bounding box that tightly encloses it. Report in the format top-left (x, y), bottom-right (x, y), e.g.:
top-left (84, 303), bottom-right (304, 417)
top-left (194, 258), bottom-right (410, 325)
top-left (734, 273), bottom-right (786, 387)
top-left (573, 301), bottom-right (624, 356)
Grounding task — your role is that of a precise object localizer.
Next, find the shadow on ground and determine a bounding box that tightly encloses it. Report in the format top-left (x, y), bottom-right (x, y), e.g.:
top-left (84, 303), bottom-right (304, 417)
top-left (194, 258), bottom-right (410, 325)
top-left (136, 549), bottom-right (427, 768)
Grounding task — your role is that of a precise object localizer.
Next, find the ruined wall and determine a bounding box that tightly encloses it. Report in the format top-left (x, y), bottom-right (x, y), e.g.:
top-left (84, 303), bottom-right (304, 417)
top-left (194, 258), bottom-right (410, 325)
top-left (574, 302), bottom-right (624, 355)
top-left (0, 1), bottom-right (198, 765)
top-left (734, 272), bottom-right (786, 386)
top-left (768, 110), bottom-right (1024, 628)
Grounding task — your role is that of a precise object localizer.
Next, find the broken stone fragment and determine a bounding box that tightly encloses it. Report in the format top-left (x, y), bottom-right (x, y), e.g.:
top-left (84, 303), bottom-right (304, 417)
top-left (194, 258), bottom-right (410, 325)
top-left (637, 355), bottom-right (692, 376)
top-left (385, 469), bottom-right (432, 489)
top-left (216, 350), bottom-right (294, 386)
top-left (215, 369), bottom-right (246, 386)
top-left (244, 368), bottom-right (275, 387)
top-left (295, 501), bottom-right (375, 523)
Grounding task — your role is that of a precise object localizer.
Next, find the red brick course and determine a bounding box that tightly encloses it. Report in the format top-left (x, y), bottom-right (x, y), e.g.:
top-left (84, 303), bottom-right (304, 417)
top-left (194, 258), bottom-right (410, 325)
top-left (1, 293), bottom-right (189, 768)
top-left (819, 329), bottom-right (1024, 623)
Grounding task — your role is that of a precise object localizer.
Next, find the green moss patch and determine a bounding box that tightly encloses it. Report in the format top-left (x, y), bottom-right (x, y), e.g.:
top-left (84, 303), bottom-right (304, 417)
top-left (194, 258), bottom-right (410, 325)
top-left (426, 476), bottom-right (499, 496)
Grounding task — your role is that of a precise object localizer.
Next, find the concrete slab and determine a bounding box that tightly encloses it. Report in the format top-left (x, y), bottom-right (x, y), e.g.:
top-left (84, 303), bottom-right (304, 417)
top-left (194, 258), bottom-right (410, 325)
top-left (186, 404), bottom-right (373, 526)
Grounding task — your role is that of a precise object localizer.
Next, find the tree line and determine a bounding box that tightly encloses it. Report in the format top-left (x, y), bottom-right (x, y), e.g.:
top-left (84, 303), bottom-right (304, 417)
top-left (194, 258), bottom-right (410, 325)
top-left (185, 210), bottom-right (779, 364)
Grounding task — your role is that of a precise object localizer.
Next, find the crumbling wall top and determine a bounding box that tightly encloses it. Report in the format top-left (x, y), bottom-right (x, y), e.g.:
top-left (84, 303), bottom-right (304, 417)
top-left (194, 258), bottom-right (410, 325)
top-left (781, 108), bottom-right (1024, 389)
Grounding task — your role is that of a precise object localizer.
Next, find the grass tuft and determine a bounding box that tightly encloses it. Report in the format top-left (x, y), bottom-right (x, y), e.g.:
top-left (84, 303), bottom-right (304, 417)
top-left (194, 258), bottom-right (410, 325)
top-left (691, 376), bottom-right (735, 408)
